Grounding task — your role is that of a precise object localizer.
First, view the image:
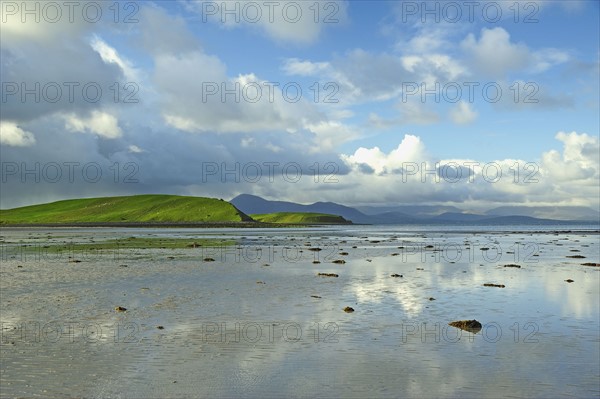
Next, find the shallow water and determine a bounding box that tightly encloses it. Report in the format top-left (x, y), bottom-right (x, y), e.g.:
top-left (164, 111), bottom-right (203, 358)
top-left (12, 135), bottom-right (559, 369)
top-left (1, 226), bottom-right (599, 398)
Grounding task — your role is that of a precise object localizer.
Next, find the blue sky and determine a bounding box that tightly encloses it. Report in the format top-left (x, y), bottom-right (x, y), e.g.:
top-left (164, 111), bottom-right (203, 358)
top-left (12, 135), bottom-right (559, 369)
top-left (1, 1), bottom-right (598, 210)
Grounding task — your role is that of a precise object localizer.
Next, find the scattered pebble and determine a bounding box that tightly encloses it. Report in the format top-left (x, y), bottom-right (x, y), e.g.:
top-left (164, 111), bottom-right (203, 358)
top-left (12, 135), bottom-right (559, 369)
top-left (343, 306), bottom-right (355, 313)
top-left (203, 258), bottom-right (215, 262)
top-left (390, 274), bottom-right (403, 278)
top-left (115, 306), bottom-right (127, 312)
top-left (565, 279), bottom-right (574, 283)
top-left (504, 264), bottom-right (521, 268)
top-left (332, 260), bottom-right (346, 264)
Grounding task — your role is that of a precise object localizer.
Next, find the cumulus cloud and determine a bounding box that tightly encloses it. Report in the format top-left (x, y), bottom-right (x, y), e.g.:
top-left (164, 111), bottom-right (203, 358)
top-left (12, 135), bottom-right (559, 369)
top-left (0, 121), bottom-right (36, 146)
top-left (64, 111), bottom-right (123, 139)
top-left (334, 132), bottom-right (599, 209)
top-left (461, 27), bottom-right (569, 78)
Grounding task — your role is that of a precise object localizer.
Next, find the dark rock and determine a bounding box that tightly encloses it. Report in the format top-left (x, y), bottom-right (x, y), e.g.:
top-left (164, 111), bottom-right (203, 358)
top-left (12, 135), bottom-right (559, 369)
top-left (343, 306), bottom-right (354, 313)
top-left (203, 257), bottom-right (215, 262)
top-left (565, 279), bottom-right (574, 283)
top-left (567, 255), bottom-right (585, 258)
top-left (308, 248), bottom-right (322, 251)
top-left (448, 319), bottom-right (482, 333)
top-left (115, 306), bottom-right (127, 312)
top-left (390, 274), bottom-right (403, 278)
top-left (311, 295), bottom-right (322, 299)
top-left (503, 264), bottom-right (521, 268)
top-left (581, 263), bottom-right (600, 267)
top-left (312, 260), bottom-right (321, 264)
top-left (317, 273), bottom-right (339, 277)
top-left (332, 260), bottom-right (346, 264)
top-left (483, 283), bottom-right (506, 288)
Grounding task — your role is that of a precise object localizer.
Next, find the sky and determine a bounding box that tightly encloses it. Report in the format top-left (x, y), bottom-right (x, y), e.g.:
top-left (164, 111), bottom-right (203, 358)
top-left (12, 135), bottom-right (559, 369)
top-left (1, 0), bottom-right (599, 211)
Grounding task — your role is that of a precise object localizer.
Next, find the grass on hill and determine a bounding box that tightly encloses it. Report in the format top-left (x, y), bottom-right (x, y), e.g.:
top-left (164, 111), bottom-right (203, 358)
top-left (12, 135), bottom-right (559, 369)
top-left (0, 194), bottom-right (252, 224)
top-left (250, 212), bottom-right (350, 224)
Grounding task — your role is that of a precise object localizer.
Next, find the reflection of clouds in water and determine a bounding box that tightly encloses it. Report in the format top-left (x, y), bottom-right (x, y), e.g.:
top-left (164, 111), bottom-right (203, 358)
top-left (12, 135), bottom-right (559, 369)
top-left (346, 257), bottom-right (428, 316)
top-left (543, 268), bottom-right (600, 319)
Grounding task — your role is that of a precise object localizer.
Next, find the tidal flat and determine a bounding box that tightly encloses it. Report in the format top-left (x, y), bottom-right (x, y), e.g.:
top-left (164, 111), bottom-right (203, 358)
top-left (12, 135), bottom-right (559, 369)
top-left (1, 226), bottom-right (599, 398)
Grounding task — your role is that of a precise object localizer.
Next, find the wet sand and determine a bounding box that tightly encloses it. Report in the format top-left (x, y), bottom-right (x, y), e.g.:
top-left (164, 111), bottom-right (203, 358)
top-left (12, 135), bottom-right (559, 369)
top-left (1, 226), bottom-right (599, 398)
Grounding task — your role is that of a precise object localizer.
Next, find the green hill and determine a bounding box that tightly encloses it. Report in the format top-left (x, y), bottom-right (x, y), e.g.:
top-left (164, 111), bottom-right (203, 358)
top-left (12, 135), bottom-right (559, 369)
top-left (250, 212), bottom-right (351, 224)
top-left (0, 195), bottom-right (252, 225)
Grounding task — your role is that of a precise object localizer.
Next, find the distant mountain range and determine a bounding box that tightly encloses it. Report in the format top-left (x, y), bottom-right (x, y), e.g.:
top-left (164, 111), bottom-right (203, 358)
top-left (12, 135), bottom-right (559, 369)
top-left (231, 194), bottom-right (600, 225)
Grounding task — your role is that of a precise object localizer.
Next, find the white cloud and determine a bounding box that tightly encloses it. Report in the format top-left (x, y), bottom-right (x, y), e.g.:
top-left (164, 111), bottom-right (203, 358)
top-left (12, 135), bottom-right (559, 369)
top-left (461, 27), bottom-right (570, 78)
top-left (0, 121), bottom-right (36, 146)
top-left (342, 134), bottom-right (427, 174)
top-left (64, 111), bottom-right (123, 139)
top-left (461, 27), bottom-right (530, 78)
top-left (449, 101), bottom-right (477, 124)
top-left (91, 36), bottom-right (139, 81)
top-left (128, 145), bottom-right (145, 153)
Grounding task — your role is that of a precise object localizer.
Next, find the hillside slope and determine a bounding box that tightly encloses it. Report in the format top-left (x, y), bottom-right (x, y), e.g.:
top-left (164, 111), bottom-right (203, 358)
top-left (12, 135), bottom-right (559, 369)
top-left (0, 195), bottom-right (252, 224)
top-left (251, 212), bottom-right (351, 224)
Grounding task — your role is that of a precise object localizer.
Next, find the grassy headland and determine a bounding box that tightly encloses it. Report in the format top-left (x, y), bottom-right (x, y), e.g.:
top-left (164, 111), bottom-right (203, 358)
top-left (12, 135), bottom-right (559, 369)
top-left (250, 212), bottom-right (351, 224)
top-left (0, 194), bottom-right (251, 225)
top-left (0, 195), bottom-right (351, 226)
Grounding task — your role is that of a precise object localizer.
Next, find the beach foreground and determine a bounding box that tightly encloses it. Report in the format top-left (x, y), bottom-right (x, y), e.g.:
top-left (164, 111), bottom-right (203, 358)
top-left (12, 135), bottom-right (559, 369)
top-left (1, 225), bottom-right (598, 398)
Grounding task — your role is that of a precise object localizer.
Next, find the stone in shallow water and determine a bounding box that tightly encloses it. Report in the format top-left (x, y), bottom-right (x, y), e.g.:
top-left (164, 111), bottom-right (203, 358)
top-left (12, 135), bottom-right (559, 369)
top-left (343, 306), bottom-right (354, 313)
top-left (317, 273), bottom-right (338, 277)
top-left (115, 306), bottom-right (127, 312)
top-left (483, 283), bottom-right (505, 288)
top-left (448, 319), bottom-right (482, 333)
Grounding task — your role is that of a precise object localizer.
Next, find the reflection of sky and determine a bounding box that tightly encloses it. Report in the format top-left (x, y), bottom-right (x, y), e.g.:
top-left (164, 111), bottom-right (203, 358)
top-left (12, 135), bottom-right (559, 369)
top-left (1, 228), bottom-right (598, 398)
